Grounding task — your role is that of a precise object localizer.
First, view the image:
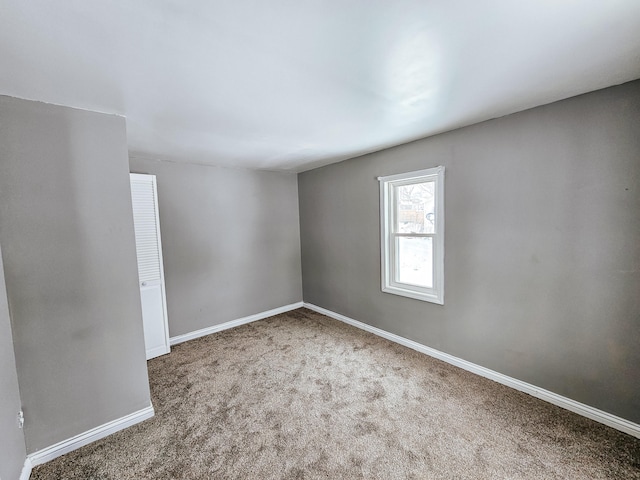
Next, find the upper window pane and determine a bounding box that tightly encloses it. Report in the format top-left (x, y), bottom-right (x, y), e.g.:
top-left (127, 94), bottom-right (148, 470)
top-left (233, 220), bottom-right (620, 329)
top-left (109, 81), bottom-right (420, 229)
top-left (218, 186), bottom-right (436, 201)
top-left (396, 181), bottom-right (435, 234)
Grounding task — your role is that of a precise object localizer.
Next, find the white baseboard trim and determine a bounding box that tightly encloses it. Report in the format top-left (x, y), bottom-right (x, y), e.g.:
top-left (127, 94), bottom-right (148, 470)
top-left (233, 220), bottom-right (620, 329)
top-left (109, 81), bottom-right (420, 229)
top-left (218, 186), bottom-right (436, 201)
top-left (170, 301), bottom-right (304, 346)
top-left (146, 344), bottom-right (170, 360)
top-left (303, 302), bottom-right (640, 439)
top-left (20, 458), bottom-right (32, 480)
top-left (27, 404), bottom-right (155, 468)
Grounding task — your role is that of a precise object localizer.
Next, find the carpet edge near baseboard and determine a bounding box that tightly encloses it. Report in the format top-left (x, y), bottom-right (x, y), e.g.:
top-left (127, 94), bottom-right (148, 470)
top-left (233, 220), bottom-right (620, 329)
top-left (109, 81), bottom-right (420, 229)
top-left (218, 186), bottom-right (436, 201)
top-left (302, 302), bottom-right (640, 440)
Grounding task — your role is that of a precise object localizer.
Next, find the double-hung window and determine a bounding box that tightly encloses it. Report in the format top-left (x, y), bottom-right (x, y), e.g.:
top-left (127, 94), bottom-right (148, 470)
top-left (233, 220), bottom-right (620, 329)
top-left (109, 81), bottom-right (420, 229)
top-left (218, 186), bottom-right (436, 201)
top-left (379, 166), bottom-right (444, 304)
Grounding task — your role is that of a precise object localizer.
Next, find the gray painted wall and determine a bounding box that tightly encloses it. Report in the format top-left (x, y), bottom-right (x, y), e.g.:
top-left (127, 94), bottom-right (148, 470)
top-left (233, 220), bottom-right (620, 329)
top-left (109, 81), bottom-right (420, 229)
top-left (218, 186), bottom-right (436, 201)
top-left (298, 80), bottom-right (640, 423)
top-left (0, 244), bottom-right (26, 480)
top-left (129, 158), bottom-right (303, 337)
top-left (0, 96), bottom-right (151, 452)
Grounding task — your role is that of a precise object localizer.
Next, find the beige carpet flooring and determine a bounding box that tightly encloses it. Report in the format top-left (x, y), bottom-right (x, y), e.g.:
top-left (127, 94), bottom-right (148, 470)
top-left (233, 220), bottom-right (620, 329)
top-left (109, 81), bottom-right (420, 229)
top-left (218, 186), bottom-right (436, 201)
top-left (32, 308), bottom-right (639, 479)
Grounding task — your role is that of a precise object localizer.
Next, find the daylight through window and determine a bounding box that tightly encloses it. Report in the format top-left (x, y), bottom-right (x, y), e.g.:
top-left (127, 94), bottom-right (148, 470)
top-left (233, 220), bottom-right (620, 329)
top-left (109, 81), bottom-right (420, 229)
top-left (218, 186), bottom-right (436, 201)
top-left (379, 166), bottom-right (444, 304)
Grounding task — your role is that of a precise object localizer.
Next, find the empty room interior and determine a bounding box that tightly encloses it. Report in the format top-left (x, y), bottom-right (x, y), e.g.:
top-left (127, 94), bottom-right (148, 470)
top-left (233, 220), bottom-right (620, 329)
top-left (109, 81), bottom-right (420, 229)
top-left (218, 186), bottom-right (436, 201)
top-left (1, 2), bottom-right (640, 479)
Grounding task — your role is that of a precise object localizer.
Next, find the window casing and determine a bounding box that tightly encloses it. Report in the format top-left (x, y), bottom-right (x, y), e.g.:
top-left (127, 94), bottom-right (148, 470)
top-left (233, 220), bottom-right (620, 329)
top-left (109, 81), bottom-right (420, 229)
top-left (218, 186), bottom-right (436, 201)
top-left (379, 166), bottom-right (444, 304)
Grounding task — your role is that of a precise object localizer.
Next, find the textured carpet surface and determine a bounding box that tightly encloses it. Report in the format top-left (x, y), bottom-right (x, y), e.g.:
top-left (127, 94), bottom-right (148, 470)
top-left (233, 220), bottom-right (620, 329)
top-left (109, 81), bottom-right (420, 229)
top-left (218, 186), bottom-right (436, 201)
top-left (32, 308), bottom-right (639, 479)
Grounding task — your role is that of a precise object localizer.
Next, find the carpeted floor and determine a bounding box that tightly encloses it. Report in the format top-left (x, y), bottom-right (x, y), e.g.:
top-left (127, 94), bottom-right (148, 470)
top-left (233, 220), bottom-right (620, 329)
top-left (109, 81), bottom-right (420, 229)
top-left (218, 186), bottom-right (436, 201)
top-left (32, 308), bottom-right (639, 479)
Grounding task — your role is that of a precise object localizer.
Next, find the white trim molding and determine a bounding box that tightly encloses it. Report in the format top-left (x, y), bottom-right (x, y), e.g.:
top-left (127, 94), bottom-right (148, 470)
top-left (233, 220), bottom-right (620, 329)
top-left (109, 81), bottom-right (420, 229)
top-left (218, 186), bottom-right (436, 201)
top-left (170, 302), bottom-right (304, 346)
top-left (303, 302), bottom-right (640, 439)
top-left (27, 404), bottom-right (155, 468)
top-left (379, 166), bottom-right (445, 305)
top-left (20, 458), bottom-right (32, 480)
top-left (145, 344), bottom-right (171, 359)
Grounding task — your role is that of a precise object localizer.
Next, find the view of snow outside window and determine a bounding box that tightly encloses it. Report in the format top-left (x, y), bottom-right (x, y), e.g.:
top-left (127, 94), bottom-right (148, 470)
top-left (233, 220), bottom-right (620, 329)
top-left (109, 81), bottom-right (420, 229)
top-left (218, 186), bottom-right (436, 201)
top-left (396, 181), bottom-right (435, 288)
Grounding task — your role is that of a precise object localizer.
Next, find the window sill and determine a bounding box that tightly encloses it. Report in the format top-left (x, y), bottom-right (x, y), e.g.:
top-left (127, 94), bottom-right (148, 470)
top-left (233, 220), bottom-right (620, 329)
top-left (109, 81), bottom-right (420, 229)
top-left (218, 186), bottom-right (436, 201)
top-left (382, 285), bottom-right (444, 305)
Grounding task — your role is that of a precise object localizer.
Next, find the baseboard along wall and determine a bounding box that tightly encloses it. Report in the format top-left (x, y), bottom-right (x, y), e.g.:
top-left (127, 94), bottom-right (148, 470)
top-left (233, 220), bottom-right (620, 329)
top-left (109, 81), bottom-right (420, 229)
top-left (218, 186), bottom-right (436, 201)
top-left (302, 302), bottom-right (640, 439)
top-left (26, 405), bottom-right (155, 469)
top-left (170, 302), bottom-right (304, 345)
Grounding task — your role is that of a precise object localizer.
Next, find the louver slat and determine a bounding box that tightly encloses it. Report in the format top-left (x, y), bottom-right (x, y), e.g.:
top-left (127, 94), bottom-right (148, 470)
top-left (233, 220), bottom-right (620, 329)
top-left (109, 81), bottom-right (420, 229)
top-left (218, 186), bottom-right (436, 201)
top-left (131, 178), bottom-right (161, 283)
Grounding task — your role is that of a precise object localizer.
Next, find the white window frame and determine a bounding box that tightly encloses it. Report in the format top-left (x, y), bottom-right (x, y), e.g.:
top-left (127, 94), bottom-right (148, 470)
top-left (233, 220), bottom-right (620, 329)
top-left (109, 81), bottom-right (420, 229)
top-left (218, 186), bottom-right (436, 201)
top-left (379, 166), bottom-right (444, 304)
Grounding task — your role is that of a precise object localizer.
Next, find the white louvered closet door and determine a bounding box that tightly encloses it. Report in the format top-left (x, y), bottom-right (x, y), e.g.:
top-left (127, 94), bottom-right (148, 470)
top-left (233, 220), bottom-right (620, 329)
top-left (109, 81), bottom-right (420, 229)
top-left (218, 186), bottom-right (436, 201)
top-left (130, 173), bottom-right (170, 359)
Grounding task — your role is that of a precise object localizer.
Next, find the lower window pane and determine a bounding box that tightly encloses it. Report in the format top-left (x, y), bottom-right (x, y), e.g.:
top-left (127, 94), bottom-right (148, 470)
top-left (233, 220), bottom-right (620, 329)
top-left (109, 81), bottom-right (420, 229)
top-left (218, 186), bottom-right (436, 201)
top-left (398, 237), bottom-right (433, 288)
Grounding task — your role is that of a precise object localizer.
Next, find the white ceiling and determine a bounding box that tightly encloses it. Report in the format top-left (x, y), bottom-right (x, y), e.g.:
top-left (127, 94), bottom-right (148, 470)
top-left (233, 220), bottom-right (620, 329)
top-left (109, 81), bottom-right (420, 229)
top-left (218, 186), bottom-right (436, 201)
top-left (1, 1), bottom-right (640, 172)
